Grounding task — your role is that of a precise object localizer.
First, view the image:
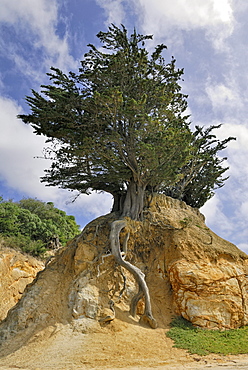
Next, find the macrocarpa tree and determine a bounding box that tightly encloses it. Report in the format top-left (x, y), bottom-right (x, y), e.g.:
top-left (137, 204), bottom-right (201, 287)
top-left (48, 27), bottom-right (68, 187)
top-left (19, 24), bottom-right (234, 328)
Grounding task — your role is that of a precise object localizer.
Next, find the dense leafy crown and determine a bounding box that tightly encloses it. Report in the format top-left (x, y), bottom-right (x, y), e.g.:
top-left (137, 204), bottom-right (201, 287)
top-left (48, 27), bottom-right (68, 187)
top-left (19, 25), bottom-right (234, 212)
top-left (0, 197), bottom-right (80, 256)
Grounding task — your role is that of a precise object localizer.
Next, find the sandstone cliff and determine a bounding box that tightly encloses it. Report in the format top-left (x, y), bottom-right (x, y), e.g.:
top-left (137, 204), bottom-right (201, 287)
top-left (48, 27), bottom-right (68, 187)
top-left (0, 247), bottom-right (44, 321)
top-left (0, 194), bottom-right (248, 364)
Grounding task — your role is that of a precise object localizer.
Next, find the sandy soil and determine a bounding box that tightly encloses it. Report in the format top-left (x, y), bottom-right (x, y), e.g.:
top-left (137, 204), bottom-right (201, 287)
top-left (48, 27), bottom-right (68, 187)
top-left (1, 318), bottom-right (248, 370)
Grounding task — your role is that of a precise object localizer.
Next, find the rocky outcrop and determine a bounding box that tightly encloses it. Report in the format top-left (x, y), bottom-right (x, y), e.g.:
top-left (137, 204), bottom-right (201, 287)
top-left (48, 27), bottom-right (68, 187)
top-left (169, 258), bottom-right (248, 329)
top-left (0, 248), bottom-right (44, 321)
top-left (0, 194), bottom-right (248, 356)
top-left (146, 196), bottom-right (248, 329)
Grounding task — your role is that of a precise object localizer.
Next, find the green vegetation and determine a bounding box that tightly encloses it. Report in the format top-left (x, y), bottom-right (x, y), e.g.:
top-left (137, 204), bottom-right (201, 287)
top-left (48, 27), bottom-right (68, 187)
top-left (167, 316), bottom-right (248, 356)
top-left (0, 197), bottom-right (80, 257)
top-left (162, 124), bottom-right (234, 208)
top-left (179, 217), bottom-right (192, 228)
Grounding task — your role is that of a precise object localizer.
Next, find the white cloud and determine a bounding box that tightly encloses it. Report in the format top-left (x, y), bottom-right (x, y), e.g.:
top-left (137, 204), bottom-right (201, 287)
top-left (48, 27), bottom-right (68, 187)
top-left (214, 123), bottom-right (248, 151)
top-left (0, 0), bottom-right (57, 30)
top-left (200, 194), bottom-right (233, 236)
top-left (64, 192), bottom-right (113, 224)
top-left (206, 83), bottom-right (241, 111)
top-left (96, 0), bottom-right (234, 50)
top-left (138, 0), bottom-right (233, 31)
top-left (237, 243), bottom-right (248, 255)
top-left (0, 0), bottom-right (76, 73)
top-left (0, 96), bottom-right (53, 196)
top-left (239, 201), bottom-right (248, 221)
top-left (96, 0), bottom-right (125, 25)
top-left (213, 123), bottom-right (248, 179)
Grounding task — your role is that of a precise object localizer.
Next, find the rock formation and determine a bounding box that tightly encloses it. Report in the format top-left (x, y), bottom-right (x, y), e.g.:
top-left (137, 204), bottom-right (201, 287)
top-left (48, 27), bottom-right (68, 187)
top-left (0, 194), bottom-right (248, 358)
top-left (0, 247), bottom-right (44, 321)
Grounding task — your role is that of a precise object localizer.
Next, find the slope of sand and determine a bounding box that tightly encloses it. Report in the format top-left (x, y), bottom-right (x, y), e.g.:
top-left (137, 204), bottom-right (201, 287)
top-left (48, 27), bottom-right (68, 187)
top-left (1, 318), bottom-right (248, 370)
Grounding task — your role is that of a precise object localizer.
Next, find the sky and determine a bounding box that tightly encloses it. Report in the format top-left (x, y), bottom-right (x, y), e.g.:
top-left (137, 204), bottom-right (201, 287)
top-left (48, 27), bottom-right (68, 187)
top-left (1, 0), bottom-right (248, 252)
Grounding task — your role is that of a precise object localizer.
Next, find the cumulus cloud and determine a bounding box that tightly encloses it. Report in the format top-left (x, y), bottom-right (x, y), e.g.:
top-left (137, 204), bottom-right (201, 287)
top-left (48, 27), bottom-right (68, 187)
top-left (214, 123), bottom-right (248, 149)
top-left (200, 193), bottom-right (234, 237)
top-left (137, 0), bottom-right (233, 31)
top-left (0, 96), bottom-right (53, 196)
top-left (97, 0), bottom-right (234, 50)
top-left (206, 83), bottom-right (241, 112)
top-left (0, 0), bottom-right (76, 75)
top-left (64, 192), bottom-right (113, 225)
top-left (96, 0), bottom-right (125, 26)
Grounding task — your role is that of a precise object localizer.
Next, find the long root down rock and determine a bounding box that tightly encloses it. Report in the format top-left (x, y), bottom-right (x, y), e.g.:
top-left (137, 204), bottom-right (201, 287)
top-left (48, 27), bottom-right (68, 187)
top-left (110, 219), bottom-right (157, 329)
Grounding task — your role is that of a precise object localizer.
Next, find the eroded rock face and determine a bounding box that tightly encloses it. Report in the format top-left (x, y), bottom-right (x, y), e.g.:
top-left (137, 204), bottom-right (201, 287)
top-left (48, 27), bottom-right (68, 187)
top-left (146, 195), bottom-right (248, 329)
top-left (168, 258), bottom-right (248, 329)
top-left (0, 195), bottom-right (248, 356)
top-left (0, 248), bottom-right (44, 321)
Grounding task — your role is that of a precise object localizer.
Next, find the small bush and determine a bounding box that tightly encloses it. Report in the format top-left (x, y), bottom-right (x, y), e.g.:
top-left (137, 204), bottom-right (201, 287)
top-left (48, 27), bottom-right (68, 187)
top-left (166, 316), bottom-right (248, 356)
top-left (2, 234), bottom-right (47, 257)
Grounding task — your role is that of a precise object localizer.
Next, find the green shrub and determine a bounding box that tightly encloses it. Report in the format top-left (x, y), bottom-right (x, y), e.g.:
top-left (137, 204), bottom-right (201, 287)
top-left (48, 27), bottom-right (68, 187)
top-left (1, 234), bottom-right (47, 257)
top-left (0, 197), bottom-right (80, 257)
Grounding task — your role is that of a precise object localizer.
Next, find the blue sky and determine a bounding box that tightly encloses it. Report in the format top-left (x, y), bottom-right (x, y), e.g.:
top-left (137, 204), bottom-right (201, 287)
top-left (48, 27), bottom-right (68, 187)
top-left (1, 0), bottom-right (248, 252)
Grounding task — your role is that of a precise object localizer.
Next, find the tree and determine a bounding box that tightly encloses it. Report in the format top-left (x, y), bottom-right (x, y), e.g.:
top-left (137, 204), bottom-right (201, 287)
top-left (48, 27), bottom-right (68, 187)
top-left (19, 25), bottom-right (192, 220)
top-left (18, 25), bottom-right (234, 327)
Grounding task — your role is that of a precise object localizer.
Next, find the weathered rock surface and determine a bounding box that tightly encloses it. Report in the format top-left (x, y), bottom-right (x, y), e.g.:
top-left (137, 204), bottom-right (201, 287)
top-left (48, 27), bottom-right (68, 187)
top-left (0, 247), bottom-right (44, 321)
top-left (0, 194), bottom-right (248, 362)
top-left (146, 196), bottom-right (248, 329)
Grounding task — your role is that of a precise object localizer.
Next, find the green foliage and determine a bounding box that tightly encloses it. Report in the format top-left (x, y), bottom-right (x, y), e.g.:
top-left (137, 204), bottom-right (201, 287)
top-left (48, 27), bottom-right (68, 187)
top-left (18, 24), bottom-right (234, 215)
top-left (162, 125), bottom-right (235, 208)
top-left (179, 217), bottom-right (192, 228)
top-left (18, 25), bottom-right (193, 219)
top-left (2, 234), bottom-right (47, 257)
top-left (167, 316), bottom-right (248, 356)
top-left (18, 198), bottom-right (80, 244)
top-left (0, 197), bottom-right (80, 257)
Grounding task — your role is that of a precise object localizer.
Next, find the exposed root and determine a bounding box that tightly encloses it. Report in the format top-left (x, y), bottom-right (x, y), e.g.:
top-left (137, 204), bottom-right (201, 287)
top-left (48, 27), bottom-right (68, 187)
top-left (122, 231), bottom-right (130, 255)
top-left (99, 300), bottom-right (115, 323)
top-left (118, 268), bottom-right (127, 301)
top-left (130, 287), bottom-right (143, 317)
top-left (96, 252), bottom-right (112, 278)
top-left (140, 314), bottom-right (158, 329)
top-left (110, 219), bottom-right (157, 329)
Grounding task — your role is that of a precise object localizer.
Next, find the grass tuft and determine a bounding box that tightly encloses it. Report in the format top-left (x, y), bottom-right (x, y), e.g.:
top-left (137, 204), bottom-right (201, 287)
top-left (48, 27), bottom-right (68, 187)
top-left (166, 316), bottom-right (248, 356)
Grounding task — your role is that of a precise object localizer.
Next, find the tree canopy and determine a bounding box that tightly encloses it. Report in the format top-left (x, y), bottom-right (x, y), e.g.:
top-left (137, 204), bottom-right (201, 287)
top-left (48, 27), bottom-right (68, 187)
top-left (162, 124), bottom-right (234, 208)
top-left (0, 197), bottom-right (80, 256)
top-left (19, 24), bottom-right (234, 219)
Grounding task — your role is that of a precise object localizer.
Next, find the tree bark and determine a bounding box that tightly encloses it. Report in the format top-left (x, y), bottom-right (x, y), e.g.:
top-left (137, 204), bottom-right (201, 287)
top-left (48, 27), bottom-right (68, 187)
top-left (111, 192), bottom-right (126, 213)
top-left (109, 219), bottom-right (157, 329)
top-left (121, 180), bottom-right (146, 220)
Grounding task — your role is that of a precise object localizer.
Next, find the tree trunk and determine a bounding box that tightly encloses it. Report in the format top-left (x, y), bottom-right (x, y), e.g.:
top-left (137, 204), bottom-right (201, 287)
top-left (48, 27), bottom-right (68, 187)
top-left (121, 180), bottom-right (146, 220)
top-left (109, 219), bottom-right (157, 329)
top-left (111, 192), bottom-right (126, 213)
